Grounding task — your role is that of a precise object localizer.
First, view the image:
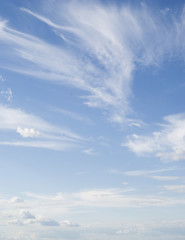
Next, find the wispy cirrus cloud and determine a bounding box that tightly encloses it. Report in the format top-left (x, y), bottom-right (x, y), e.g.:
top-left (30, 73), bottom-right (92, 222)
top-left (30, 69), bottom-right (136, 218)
top-left (50, 106), bottom-right (92, 124)
top-left (0, 75), bottom-right (6, 82)
top-left (151, 176), bottom-right (180, 181)
top-left (164, 185), bottom-right (185, 193)
top-left (110, 167), bottom-right (176, 177)
top-left (110, 167), bottom-right (182, 182)
top-left (0, 140), bottom-right (76, 151)
top-left (0, 1), bottom-right (185, 123)
top-left (82, 148), bottom-right (96, 156)
top-left (124, 113), bottom-right (185, 161)
top-left (0, 104), bottom-right (84, 151)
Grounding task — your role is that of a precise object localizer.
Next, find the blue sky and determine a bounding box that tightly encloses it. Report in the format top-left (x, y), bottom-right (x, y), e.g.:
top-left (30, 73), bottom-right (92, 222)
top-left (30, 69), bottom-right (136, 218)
top-left (1, 0), bottom-right (185, 239)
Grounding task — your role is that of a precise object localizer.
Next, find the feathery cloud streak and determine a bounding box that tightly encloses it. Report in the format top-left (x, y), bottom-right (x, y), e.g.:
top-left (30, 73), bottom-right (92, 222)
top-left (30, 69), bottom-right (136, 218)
top-left (0, 1), bottom-right (185, 122)
top-left (0, 104), bottom-right (84, 150)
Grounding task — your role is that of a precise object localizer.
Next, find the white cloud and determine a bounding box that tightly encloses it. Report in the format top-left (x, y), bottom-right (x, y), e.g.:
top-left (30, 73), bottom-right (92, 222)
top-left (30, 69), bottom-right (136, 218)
top-left (82, 148), bottom-right (96, 155)
top-left (0, 104), bottom-right (80, 138)
top-left (10, 197), bottom-right (24, 203)
top-left (7, 219), bottom-right (23, 226)
top-left (0, 74), bottom-right (6, 82)
top-left (50, 107), bottom-right (92, 124)
top-left (122, 182), bottom-right (128, 185)
top-left (116, 227), bottom-right (138, 235)
top-left (72, 188), bottom-right (181, 208)
top-left (111, 167), bottom-right (181, 182)
top-left (17, 127), bottom-right (40, 138)
top-left (2, 189), bottom-right (185, 240)
top-left (115, 219), bottom-right (185, 238)
top-left (20, 7), bottom-right (65, 30)
top-left (0, 140), bottom-right (76, 151)
top-left (17, 188), bottom-right (185, 213)
top-left (124, 113), bottom-right (185, 161)
top-left (0, 192), bottom-right (175, 219)
top-left (111, 167), bottom-right (175, 176)
top-left (0, 2), bottom-right (184, 122)
top-left (3, 217), bottom-right (185, 240)
top-left (164, 185), bottom-right (185, 193)
top-left (61, 220), bottom-right (80, 227)
top-left (20, 210), bottom-right (35, 219)
top-left (0, 104), bottom-right (84, 151)
top-left (0, 88), bottom-right (12, 102)
top-left (151, 176), bottom-right (180, 181)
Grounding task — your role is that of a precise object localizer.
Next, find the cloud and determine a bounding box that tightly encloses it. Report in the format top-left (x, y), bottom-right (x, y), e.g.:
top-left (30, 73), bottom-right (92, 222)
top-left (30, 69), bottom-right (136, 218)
top-left (20, 210), bottom-right (36, 219)
top-left (5, 211), bottom-right (61, 228)
top-left (7, 219), bottom-right (23, 226)
top-left (0, 1), bottom-right (184, 122)
top-left (2, 189), bottom-right (185, 239)
top-left (164, 185), bottom-right (185, 193)
top-left (20, 188), bottom-right (185, 211)
top-left (82, 148), bottom-right (96, 155)
top-left (111, 167), bottom-right (175, 176)
top-left (115, 219), bottom-right (185, 238)
top-left (50, 107), bottom-right (92, 124)
top-left (37, 217), bottom-right (60, 227)
top-left (124, 113), bottom-right (185, 161)
top-left (10, 197), bottom-right (24, 203)
top-left (122, 181), bottom-right (128, 185)
top-left (0, 88), bottom-right (13, 102)
top-left (0, 104), bottom-right (81, 139)
top-left (0, 104), bottom-right (84, 151)
top-left (151, 176), bottom-right (180, 181)
top-left (61, 220), bottom-right (80, 227)
top-left (111, 167), bottom-right (181, 182)
top-left (0, 140), bottom-right (76, 151)
top-left (17, 127), bottom-right (40, 138)
top-left (116, 227), bottom-right (138, 235)
top-left (0, 74), bottom-right (6, 82)
top-left (72, 188), bottom-right (183, 208)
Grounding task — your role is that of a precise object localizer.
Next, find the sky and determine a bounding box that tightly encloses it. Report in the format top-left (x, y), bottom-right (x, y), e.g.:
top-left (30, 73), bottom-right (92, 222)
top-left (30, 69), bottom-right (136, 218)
top-left (0, 0), bottom-right (185, 239)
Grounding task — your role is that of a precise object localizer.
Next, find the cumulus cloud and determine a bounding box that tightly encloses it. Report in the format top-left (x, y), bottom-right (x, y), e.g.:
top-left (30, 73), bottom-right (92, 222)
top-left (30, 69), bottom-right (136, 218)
top-left (124, 113), bottom-right (185, 161)
top-left (20, 210), bottom-right (36, 219)
top-left (17, 127), bottom-right (40, 138)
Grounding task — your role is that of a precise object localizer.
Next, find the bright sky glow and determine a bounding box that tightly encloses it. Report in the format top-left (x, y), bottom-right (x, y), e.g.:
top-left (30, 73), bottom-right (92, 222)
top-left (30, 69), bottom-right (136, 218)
top-left (1, 0), bottom-right (185, 239)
